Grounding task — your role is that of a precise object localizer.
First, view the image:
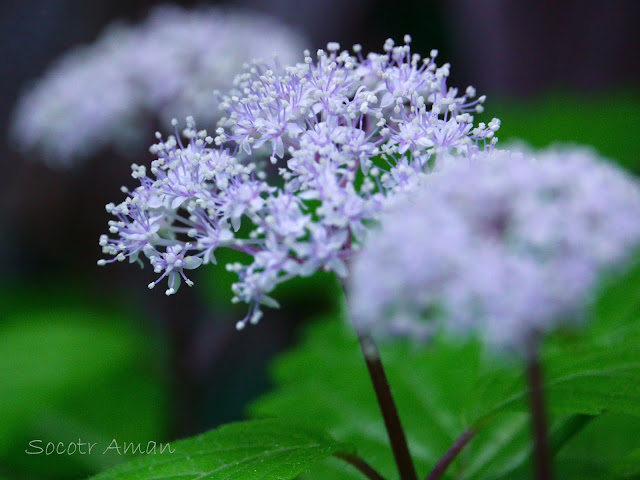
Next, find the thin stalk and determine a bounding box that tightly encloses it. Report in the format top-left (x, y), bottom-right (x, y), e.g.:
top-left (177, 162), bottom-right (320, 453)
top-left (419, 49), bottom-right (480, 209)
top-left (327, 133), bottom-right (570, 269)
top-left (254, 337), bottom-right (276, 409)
top-left (527, 355), bottom-right (553, 480)
top-left (358, 334), bottom-right (419, 480)
top-left (425, 428), bottom-right (476, 480)
top-left (335, 452), bottom-right (389, 480)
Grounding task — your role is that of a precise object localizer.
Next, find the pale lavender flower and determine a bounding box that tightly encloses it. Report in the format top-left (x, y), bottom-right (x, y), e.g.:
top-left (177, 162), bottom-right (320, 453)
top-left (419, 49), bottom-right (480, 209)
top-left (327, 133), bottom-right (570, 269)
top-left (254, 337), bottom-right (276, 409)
top-left (100, 37), bottom-right (498, 328)
top-left (11, 6), bottom-right (306, 166)
top-left (349, 147), bottom-right (640, 351)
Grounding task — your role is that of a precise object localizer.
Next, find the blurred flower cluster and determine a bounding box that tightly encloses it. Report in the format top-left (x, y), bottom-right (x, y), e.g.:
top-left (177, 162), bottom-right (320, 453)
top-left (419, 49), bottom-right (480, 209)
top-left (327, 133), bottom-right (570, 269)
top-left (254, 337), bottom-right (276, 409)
top-left (10, 5), bottom-right (306, 165)
top-left (99, 37), bottom-right (499, 328)
top-left (349, 147), bottom-right (640, 351)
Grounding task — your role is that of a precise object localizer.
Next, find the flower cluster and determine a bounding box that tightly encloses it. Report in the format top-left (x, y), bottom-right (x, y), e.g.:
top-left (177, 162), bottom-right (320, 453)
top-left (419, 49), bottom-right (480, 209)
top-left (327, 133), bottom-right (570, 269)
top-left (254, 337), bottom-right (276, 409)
top-left (99, 37), bottom-right (499, 328)
top-left (11, 6), bottom-right (306, 165)
top-left (348, 147), bottom-right (640, 351)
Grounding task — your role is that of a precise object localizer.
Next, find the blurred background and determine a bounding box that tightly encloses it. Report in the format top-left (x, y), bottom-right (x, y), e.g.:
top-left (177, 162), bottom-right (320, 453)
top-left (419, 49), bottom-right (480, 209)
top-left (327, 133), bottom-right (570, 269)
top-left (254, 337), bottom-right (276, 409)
top-left (0, 1), bottom-right (639, 478)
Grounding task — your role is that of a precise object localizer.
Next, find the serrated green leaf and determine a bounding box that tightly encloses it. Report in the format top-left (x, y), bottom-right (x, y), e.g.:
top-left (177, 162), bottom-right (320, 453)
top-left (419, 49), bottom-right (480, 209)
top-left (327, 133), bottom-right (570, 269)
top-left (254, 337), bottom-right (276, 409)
top-left (89, 419), bottom-right (349, 480)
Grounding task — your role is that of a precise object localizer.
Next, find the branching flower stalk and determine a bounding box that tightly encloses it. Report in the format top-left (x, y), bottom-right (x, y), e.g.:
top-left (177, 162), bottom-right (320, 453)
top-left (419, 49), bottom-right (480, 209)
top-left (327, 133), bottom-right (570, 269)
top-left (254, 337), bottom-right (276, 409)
top-left (357, 324), bottom-right (476, 480)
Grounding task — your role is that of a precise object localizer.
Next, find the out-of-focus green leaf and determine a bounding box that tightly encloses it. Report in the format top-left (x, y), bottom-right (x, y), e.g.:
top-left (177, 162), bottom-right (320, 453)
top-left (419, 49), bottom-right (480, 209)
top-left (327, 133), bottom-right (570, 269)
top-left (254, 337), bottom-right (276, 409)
top-left (251, 318), bottom-right (473, 479)
top-left (616, 448), bottom-right (640, 479)
top-left (89, 419), bottom-right (350, 480)
top-left (0, 312), bottom-right (136, 441)
top-left (194, 248), bottom-right (252, 312)
top-left (486, 92), bottom-right (640, 172)
top-left (547, 414), bottom-right (640, 480)
top-left (0, 303), bottom-right (167, 478)
top-left (194, 249), bottom-right (343, 319)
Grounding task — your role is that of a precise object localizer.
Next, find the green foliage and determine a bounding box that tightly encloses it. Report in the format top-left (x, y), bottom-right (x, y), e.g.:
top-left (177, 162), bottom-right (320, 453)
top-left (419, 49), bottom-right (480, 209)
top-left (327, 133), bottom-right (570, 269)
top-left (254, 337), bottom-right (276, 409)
top-left (88, 419), bottom-right (350, 480)
top-left (552, 414), bottom-right (640, 479)
top-left (194, 247), bottom-right (253, 312)
top-left (0, 282), bottom-right (167, 478)
top-left (486, 92), bottom-right (640, 172)
top-left (474, 259), bottom-right (640, 421)
top-left (249, 318), bottom-right (534, 479)
top-left (249, 260), bottom-right (640, 479)
top-left (617, 447), bottom-right (640, 479)
top-left (473, 333), bottom-right (640, 421)
top-left (195, 250), bottom-right (344, 319)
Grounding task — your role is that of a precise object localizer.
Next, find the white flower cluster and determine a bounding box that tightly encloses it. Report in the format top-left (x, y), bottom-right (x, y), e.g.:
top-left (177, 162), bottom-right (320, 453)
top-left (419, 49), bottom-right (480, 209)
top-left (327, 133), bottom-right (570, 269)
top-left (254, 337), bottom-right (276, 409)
top-left (11, 5), bottom-right (306, 165)
top-left (349, 147), bottom-right (640, 350)
top-left (99, 37), bottom-right (498, 328)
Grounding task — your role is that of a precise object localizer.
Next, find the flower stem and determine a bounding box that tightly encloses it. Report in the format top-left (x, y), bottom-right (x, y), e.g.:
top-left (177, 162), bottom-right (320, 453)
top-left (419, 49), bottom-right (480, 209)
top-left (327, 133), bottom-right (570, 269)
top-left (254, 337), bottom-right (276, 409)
top-left (425, 428), bottom-right (476, 480)
top-left (335, 452), bottom-right (389, 480)
top-left (527, 355), bottom-right (553, 480)
top-left (358, 334), bottom-right (418, 480)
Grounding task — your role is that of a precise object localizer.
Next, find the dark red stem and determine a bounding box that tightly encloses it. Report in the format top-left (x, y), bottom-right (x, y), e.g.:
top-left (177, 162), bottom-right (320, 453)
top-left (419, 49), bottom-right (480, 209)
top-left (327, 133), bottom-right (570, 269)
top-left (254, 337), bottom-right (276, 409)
top-left (425, 428), bottom-right (476, 480)
top-left (527, 355), bottom-right (553, 480)
top-left (335, 452), bottom-right (389, 480)
top-left (358, 334), bottom-right (418, 480)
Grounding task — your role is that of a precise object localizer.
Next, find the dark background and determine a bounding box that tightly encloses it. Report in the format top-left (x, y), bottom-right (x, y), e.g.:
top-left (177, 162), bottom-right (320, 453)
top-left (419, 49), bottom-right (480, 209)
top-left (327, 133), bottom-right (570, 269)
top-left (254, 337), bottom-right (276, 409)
top-left (0, 1), bottom-right (638, 478)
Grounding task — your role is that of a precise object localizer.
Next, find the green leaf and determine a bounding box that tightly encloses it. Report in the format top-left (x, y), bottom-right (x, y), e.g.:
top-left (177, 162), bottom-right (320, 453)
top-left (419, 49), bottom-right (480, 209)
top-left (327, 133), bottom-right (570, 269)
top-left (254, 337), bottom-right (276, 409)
top-left (551, 414), bottom-right (640, 480)
top-left (616, 448), bottom-right (640, 479)
top-left (250, 318), bottom-right (572, 480)
top-left (0, 311), bottom-right (141, 445)
top-left (0, 299), bottom-right (167, 478)
top-left (195, 252), bottom-right (344, 318)
top-left (249, 258), bottom-right (640, 479)
top-left (483, 92), bottom-right (640, 173)
top-left (250, 318), bottom-right (485, 479)
top-left (473, 260), bottom-right (640, 421)
top-left (472, 338), bottom-right (640, 423)
top-left (89, 419), bottom-right (349, 480)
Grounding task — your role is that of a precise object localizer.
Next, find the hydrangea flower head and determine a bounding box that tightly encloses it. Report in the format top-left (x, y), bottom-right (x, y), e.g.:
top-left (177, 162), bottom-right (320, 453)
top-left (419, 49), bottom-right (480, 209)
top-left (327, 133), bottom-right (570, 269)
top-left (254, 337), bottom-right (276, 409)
top-left (99, 37), bottom-right (499, 329)
top-left (348, 147), bottom-right (640, 351)
top-left (11, 5), bottom-right (306, 165)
